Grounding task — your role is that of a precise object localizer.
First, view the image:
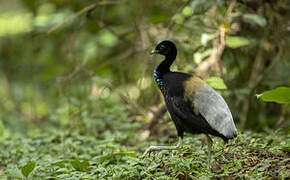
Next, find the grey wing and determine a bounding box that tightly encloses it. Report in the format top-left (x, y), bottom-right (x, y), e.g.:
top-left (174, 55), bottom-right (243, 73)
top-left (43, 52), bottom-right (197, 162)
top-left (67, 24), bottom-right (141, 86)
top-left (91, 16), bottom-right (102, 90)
top-left (194, 85), bottom-right (237, 138)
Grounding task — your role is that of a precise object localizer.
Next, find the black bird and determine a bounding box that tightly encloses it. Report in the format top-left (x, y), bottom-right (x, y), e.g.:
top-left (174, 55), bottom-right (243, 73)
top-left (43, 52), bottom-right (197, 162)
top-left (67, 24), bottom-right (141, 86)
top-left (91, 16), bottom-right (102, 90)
top-left (141, 40), bottom-right (237, 166)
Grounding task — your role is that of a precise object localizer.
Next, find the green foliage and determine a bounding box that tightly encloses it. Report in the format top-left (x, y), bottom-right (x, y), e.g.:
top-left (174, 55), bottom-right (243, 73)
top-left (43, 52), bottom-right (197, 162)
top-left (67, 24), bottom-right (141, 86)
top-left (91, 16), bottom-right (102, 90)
top-left (226, 36), bottom-right (251, 49)
top-left (194, 48), bottom-right (212, 64)
top-left (0, 125), bottom-right (289, 179)
top-left (182, 6), bottom-right (194, 17)
top-left (242, 13), bottom-right (267, 27)
top-left (70, 159), bottom-right (89, 171)
top-left (0, 0), bottom-right (290, 178)
top-left (257, 87), bottom-right (290, 104)
top-left (21, 161), bottom-right (36, 178)
top-left (206, 77), bottom-right (227, 90)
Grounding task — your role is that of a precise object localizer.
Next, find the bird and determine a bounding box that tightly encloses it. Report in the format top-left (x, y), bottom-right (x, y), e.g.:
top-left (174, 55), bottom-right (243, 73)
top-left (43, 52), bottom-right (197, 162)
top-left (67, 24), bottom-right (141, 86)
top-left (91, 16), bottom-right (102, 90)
top-left (141, 40), bottom-right (237, 167)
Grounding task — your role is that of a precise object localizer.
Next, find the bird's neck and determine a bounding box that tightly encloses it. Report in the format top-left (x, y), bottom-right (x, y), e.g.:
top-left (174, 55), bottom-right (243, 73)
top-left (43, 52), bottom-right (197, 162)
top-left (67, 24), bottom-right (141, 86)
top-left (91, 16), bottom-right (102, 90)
top-left (154, 52), bottom-right (176, 88)
top-left (155, 52), bottom-right (176, 77)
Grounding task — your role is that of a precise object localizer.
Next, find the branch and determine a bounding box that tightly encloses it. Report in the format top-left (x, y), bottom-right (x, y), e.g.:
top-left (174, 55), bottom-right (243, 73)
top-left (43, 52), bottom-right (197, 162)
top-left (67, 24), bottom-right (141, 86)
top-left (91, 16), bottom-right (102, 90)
top-left (194, 1), bottom-right (236, 78)
top-left (47, 1), bottom-right (120, 34)
top-left (195, 26), bottom-right (226, 77)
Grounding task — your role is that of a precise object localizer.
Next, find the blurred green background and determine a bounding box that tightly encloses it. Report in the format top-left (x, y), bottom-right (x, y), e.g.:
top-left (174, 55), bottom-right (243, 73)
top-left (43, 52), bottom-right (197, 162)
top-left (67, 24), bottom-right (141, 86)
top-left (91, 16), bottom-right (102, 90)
top-left (0, 0), bottom-right (289, 138)
top-left (0, 0), bottom-right (290, 179)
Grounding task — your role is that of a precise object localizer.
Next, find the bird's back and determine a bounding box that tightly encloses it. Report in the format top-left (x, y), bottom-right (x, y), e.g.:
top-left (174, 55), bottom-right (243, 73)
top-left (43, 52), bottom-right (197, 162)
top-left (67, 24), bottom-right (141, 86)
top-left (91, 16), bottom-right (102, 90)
top-left (162, 72), bottom-right (191, 97)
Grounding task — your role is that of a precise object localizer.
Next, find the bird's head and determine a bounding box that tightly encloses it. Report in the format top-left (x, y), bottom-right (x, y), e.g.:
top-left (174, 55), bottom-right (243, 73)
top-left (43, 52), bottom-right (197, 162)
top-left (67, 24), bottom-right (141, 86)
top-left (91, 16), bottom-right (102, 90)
top-left (150, 40), bottom-right (177, 56)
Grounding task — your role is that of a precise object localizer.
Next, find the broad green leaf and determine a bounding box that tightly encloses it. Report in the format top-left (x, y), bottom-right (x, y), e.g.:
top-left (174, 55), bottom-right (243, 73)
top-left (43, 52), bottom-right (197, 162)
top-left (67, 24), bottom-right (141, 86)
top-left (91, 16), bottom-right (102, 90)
top-left (256, 87), bottom-right (290, 104)
top-left (21, 161), bottom-right (36, 177)
top-left (226, 36), bottom-right (250, 48)
top-left (182, 6), bottom-right (193, 16)
top-left (71, 159), bottom-right (89, 171)
top-left (243, 13), bottom-right (267, 27)
top-left (206, 77), bottom-right (227, 90)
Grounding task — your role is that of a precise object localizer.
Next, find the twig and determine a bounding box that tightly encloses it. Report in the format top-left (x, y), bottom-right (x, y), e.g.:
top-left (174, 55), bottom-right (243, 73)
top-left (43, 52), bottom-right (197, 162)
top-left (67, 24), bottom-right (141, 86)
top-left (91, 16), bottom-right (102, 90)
top-left (195, 1), bottom-right (236, 77)
top-left (57, 63), bottom-right (82, 82)
top-left (47, 1), bottom-right (120, 34)
top-left (275, 104), bottom-right (288, 128)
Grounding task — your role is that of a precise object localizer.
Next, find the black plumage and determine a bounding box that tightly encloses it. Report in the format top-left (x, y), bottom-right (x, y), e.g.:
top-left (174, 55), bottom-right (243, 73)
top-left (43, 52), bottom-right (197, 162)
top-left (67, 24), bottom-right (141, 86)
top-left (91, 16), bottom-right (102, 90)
top-left (142, 40), bottom-right (237, 165)
top-left (162, 72), bottom-right (229, 142)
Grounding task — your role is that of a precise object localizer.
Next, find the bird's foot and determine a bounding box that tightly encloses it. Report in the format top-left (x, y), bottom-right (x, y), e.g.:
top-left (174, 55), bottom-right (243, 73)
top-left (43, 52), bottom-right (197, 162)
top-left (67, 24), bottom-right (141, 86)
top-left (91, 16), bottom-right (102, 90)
top-left (140, 146), bottom-right (157, 159)
top-left (141, 137), bottom-right (183, 159)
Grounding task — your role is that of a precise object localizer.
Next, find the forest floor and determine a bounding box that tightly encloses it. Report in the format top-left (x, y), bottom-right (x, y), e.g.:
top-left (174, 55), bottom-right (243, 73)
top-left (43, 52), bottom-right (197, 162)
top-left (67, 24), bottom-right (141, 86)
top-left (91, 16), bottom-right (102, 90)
top-left (0, 106), bottom-right (289, 179)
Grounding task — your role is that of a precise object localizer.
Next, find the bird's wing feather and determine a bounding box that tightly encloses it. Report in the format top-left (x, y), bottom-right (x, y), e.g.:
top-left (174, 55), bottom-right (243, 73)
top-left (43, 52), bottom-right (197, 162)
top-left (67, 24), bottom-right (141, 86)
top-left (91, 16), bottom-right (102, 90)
top-left (166, 96), bottom-right (218, 135)
top-left (184, 76), bottom-right (237, 138)
top-left (168, 96), bottom-right (190, 120)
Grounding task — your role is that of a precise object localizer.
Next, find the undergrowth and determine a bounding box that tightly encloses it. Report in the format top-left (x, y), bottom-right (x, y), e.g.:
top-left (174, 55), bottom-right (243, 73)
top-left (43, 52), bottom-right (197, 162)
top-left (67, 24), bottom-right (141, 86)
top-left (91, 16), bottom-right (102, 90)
top-left (0, 105), bottom-right (289, 179)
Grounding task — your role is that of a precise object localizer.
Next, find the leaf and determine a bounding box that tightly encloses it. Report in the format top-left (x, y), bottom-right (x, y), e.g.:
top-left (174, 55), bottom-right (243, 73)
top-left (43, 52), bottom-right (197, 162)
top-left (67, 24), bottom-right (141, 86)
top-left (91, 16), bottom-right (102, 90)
top-left (52, 160), bottom-right (69, 168)
top-left (150, 14), bottom-right (167, 24)
top-left (226, 36), bottom-right (251, 48)
top-left (206, 77), bottom-right (227, 90)
top-left (201, 33), bottom-right (217, 45)
top-left (99, 151), bottom-right (136, 163)
top-left (243, 13), bottom-right (267, 27)
top-left (71, 159), bottom-right (89, 171)
top-left (182, 6), bottom-right (193, 16)
top-left (99, 30), bottom-right (118, 47)
top-left (21, 161), bottom-right (36, 178)
top-left (256, 87), bottom-right (290, 104)
top-left (193, 49), bottom-right (212, 64)
top-left (172, 14), bottom-right (184, 24)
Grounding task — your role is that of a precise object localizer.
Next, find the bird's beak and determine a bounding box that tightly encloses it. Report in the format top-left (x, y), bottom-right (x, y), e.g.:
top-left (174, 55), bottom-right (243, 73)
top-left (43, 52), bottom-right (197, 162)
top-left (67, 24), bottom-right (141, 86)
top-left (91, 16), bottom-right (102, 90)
top-left (150, 50), bottom-right (158, 55)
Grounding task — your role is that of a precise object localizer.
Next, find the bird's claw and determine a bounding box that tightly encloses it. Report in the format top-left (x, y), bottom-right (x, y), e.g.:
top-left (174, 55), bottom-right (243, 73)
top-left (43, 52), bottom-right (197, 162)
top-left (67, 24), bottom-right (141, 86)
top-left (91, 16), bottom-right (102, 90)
top-left (140, 146), bottom-right (156, 159)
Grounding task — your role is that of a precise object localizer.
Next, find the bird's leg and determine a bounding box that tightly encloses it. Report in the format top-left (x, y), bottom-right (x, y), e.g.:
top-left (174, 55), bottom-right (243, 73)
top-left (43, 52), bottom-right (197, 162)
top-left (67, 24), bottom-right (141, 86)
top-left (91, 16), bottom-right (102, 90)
top-left (206, 134), bottom-right (213, 169)
top-left (141, 137), bottom-right (183, 159)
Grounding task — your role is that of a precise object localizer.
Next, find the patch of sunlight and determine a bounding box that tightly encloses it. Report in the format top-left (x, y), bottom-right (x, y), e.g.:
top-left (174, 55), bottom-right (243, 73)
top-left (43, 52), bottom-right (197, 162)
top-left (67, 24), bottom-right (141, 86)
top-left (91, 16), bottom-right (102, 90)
top-left (128, 86), bottom-right (140, 100)
top-left (36, 102), bottom-right (48, 117)
top-left (119, 85), bottom-right (140, 100)
top-left (100, 87), bottom-right (111, 99)
top-left (99, 30), bottom-right (118, 47)
top-left (37, 3), bottom-right (56, 15)
top-left (0, 12), bottom-right (32, 36)
top-left (137, 77), bottom-right (152, 90)
top-left (34, 10), bottom-right (71, 29)
top-left (171, 64), bottom-right (178, 71)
